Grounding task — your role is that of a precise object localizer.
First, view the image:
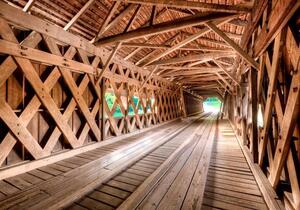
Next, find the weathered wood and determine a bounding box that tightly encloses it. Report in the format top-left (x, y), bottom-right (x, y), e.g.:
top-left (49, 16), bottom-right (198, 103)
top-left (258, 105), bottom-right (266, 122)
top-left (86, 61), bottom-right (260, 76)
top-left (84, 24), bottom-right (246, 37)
top-left (95, 13), bottom-right (233, 46)
top-left (150, 52), bottom-right (234, 66)
top-left (206, 21), bottom-right (259, 69)
top-left (258, 31), bottom-right (283, 166)
top-left (253, 0), bottom-right (300, 57)
top-left (91, 1), bottom-right (121, 43)
top-left (115, 0), bottom-right (251, 13)
top-left (213, 59), bottom-right (239, 85)
top-left (64, 0), bottom-right (96, 31)
top-left (23, 0), bottom-right (36, 12)
top-left (249, 68), bottom-right (258, 163)
top-left (143, 17), bottom-right (235, 66)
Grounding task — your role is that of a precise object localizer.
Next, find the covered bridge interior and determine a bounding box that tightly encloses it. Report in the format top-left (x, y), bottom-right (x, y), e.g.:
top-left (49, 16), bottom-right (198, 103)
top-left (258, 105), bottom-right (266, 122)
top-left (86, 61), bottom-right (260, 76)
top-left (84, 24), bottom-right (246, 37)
top-left (0, 0), bottom-right (299, 209)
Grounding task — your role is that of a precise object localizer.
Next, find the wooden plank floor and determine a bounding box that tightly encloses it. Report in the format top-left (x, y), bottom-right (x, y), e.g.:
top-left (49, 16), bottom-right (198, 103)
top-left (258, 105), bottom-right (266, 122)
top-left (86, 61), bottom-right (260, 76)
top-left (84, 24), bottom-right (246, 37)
top-left (65, 116), bottom-right (211, 210)
top-left (0, 119), bottom-right (191, 210)
top-left (202, 119), bottom-right (268, 210)
top-left (0, 117), bottom-right (270, 210)
top-left (114, 118), bottom-right (269, 210)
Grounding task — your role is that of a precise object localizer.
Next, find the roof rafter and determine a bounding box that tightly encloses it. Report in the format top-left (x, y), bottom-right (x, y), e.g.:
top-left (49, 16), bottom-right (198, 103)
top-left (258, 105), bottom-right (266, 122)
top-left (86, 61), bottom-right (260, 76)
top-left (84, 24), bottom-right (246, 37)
top-left (114, 0), bottom-right (251, 13)
top-left (64, 0), bottom-right (96, 31)
top-left (143, 16), bottom-right (236, 66)
top-left (95, 12), bottom-right (234, 46)
top-left (149, 52), bottom-right (234, 66)
top-left (206, 21), bottom-right (259, 69)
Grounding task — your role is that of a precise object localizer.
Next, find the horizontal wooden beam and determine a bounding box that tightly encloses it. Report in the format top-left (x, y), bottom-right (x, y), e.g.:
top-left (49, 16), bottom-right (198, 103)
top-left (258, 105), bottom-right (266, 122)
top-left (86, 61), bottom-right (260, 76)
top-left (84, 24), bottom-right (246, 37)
top-left (150, 52), bottom-right (234, 66)
top-left (122, 42), bottom-right (232, 52)
top-left (115, 0), bottom-right (251, 13)
top-left (162, 69), bottom-right (221, 76)
top-left (0, 2), bottom-right (172, 85)
top-left (95, 12), bottom-right (233, 46)
top-left (0, 39), bottom-right (95, 74)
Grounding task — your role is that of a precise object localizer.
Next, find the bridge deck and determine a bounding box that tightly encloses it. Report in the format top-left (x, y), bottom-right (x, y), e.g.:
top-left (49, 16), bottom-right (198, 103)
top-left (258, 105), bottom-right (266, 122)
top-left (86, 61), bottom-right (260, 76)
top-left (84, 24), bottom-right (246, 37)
top-left (0, 116), bottom-right (269, 210)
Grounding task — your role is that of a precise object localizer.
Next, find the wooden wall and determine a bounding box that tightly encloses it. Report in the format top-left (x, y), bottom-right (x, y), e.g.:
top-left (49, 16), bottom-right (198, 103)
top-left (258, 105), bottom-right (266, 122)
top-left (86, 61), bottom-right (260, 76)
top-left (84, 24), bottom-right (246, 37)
top-left (184, 92), bottom-right (203, 116)
top-left (0, 6), bottom-right (184, 169)
top-left (227, 1), bottom-right (300, 209)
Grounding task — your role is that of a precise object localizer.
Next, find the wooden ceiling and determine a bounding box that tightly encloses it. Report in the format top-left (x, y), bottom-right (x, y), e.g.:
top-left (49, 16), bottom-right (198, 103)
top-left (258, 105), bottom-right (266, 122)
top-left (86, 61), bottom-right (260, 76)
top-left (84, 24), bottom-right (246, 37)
top-left (4, 0), bottom-right (255, 96)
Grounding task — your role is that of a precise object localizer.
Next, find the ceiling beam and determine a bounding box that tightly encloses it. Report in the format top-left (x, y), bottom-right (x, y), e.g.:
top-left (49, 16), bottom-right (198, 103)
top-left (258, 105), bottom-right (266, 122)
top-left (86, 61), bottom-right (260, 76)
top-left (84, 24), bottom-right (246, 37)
top-left (124, 8), bottom-right (168, 60)
top-left (149, 52), bottom-right (234, 66)
top-left (64, 0), bottom-right (96, 31)
top-left (206, 21), bottom-right (259, 69)
top-left (102, 4), bottom-right (137, 36)
top-left (114, 0), bottom-right (251, 13)
top-left (142, 16), bottom-right (235, 66)
top-left (162, 69), bottom-right (221, 76)
top-left (213, 59), bottom-right (239, 85)
top-left (91, 1), bottom-right (121, 43)
top-left (97, 4), bottom-right (141, 80)
top-left (95, 12), bottom-right (233, 46)
top-left (122, 42), bottom-right (232, 52)
top-left (23, 0), bottom-right (36, 12)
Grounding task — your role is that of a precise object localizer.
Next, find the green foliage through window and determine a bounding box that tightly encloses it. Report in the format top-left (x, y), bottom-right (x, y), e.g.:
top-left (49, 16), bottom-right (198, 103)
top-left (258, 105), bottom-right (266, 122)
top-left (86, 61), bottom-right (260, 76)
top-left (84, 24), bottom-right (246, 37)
top-left (203, 97), bottom-right (222, 113)
top-left (105, 92), bottom-right (153, 117)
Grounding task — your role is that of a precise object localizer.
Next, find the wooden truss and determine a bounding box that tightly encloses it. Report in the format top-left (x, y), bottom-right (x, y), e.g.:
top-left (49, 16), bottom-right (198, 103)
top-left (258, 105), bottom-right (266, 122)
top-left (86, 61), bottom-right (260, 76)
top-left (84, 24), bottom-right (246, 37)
top-left (0, 4), bottom-right (184, 169)
top-left (228, 1), bottom-right (300, 209)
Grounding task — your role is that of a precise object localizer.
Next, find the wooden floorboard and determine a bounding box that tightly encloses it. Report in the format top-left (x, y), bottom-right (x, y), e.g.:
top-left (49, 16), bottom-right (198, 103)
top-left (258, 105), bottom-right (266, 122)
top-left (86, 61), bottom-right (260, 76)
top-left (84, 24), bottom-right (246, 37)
top-left (0, 117), bottom-right (271, 210)
top-left (0, 118), bottom-right (189, 209)
top-left (201, 119), bottom-right (268, 210)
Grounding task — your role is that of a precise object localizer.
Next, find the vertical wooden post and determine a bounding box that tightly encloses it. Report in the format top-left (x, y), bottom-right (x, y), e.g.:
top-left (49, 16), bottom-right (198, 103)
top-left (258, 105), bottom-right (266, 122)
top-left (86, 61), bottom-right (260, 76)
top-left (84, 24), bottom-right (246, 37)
top-left (125, 82), bottom-right (129, 133)
top-left (250, 68), bottom-right (258, 163)
top-left (180, 88), bottom-right (187, 118)
top-left (101, 78), bottom-right (105, 140)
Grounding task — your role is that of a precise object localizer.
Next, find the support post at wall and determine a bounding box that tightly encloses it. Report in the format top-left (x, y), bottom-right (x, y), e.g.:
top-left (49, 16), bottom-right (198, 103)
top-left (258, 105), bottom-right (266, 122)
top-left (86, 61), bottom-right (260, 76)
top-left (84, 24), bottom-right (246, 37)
top-left (101, 78), bottom-right (105, 140)
top-left (250, 68), bottom-right (258, 163)
top-left (180, 88), bottom-right (187, 118)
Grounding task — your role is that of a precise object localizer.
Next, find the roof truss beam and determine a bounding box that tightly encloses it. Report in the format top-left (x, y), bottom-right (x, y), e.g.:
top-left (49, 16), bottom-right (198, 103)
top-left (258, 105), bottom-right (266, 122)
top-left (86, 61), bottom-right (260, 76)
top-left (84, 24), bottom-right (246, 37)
top-left (206, 21), bottom-right (259, 69)
top-left (114, 0), bottom-right (251, 13)
top-left (95, 12), bottom-right (233, 46)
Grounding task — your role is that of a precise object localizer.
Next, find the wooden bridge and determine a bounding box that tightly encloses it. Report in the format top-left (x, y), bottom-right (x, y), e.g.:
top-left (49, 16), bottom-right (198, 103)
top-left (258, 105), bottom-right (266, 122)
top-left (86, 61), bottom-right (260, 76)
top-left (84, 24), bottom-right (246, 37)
top-left (0, 0), bottom-right (299, 209)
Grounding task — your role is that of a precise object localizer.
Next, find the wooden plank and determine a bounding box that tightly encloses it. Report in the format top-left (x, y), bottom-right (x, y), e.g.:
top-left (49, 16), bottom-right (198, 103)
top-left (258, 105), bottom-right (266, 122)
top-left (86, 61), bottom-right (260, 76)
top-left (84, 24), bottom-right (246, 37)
top-left (150, 52), bottom-right (234, 66)
top-left (206, 21), bottom-right (259, 69)
top-left (64, 0), bottom-right (96, 31)
top-left (95, 13), bottom-right (233, 46)
top-left (88, 191), bottom-right (123, 207)
top-left (0, 180), bottom-right (20, 195)
top-left (249, 68), bottom-right (258, 162)
top-left (28, 169), bottom-right (53, 180)
top-left (0, 39), bottom-right (95, 75)
top-left (119, 116), bottom-right (211, 209)
top-left (0, 1), bottom-right (171, 88)
top-left (78, 197), bottom-right (114, 210)
top-left (115, 0), bottom-right (251, 13)
top-left (98, 185), bottom-right (130, 199)
top-left (204, 191), bottom-right (268, 209)
top-left (44, 37), bottom-right (101, 141)
top-left (91, 1), bottom-right (121, 43)
top-left (106, 180), bottom-right (136, 192)
top-left (5, 176), bottom-right (32, 190)
top-left (253, 0), bottom-right (300, 57)
top-left (23, 0), bottom-right (36, 12)
top-left (268, 61), bottom-right (300, 188)
top-left (258, 31), bottom-right (284, 166)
